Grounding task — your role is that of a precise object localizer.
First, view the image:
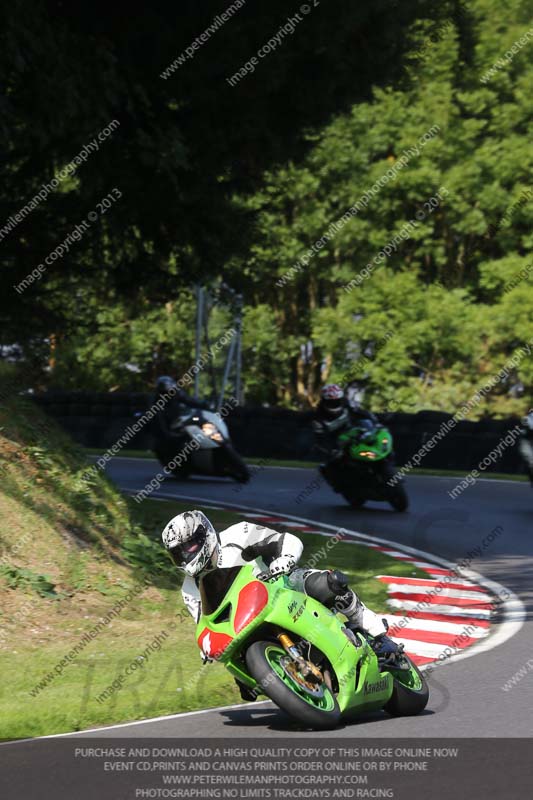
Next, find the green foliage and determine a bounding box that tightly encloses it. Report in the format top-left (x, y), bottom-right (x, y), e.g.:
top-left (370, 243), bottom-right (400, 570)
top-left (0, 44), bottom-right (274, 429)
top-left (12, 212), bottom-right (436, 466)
top-left (0, 390), bottom-right (134, 555)
top-left (120, 529), bottom-right (178, 586)
top-left (3, 1), bottom-right (532, 416)
top-left (242, 304), bottom-right (298, 404)
top-left (0, 565), bottom-right (58, 598)
top-left (229, 0), bottom-right (533, 415)
top-left (2, 0), bottom-right (446, 360)
top-left (48, 294), bottom-right (199, 391)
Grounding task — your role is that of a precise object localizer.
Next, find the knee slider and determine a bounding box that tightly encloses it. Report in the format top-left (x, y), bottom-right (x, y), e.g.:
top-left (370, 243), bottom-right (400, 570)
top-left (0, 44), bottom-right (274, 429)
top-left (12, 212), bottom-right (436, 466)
top-left (303, 571), bottom-right (336, 605)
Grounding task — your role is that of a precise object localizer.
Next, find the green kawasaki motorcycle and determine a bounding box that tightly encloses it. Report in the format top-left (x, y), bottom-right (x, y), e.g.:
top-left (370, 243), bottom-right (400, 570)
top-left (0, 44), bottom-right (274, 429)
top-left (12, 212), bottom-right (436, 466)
top-left (196, 564), bottom-right (428, 729)
top-left (325, 422), bottom-right (408, 511)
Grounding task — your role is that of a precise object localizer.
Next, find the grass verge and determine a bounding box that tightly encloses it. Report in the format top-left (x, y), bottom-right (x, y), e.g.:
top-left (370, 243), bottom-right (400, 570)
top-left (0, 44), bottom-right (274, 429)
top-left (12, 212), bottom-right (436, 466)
top-left (0, 388), bottom-right (428, 740)
top-left (1, 485), bottom-right (425, 739)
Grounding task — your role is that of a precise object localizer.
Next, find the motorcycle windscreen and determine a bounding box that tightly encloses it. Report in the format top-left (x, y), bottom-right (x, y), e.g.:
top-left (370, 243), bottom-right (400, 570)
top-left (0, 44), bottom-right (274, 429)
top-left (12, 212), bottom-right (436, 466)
top-left (199, 566), bottom-right (243, 615)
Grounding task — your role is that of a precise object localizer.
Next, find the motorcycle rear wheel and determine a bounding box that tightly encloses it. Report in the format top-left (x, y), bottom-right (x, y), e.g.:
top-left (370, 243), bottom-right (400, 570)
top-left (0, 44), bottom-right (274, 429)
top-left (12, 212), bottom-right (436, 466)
top-left (245, 640), bottom-right (341, 729)
top-left (384, 656), bottom-right (429, 716)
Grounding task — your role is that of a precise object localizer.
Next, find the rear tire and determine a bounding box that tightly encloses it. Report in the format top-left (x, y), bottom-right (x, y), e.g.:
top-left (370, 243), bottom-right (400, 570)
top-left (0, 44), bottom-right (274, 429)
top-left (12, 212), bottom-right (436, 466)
top-left (245, 641), bottom-right (341, 730)
top-left (384, 657), bottom-right (429, 716)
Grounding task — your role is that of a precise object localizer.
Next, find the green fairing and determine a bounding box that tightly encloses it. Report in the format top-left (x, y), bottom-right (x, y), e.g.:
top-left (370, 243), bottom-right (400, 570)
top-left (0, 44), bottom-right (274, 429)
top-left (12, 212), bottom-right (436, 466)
top-left (195, 564), bottom-right (415, 718)
top-left (338, 425), bottom-right (393, 462)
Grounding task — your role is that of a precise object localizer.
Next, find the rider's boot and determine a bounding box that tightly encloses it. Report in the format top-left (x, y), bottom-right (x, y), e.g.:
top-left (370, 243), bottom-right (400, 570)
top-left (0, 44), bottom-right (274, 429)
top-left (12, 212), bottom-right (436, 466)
top-left (337, 590), bottom-right (402, 665)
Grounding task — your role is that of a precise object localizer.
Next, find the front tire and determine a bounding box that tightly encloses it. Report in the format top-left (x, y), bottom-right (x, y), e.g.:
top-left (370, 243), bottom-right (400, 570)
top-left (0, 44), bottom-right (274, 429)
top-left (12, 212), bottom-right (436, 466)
top-left (384, 656), bottom-right (429, 716)
top-left (169, 464), bottom-right (192, 479)
top-left (381, 462), bottom-right (408, 511)
top-left (388, 483), bottom-right (409, 512)
top-left (153, 445), bottom-right (191, 480)
top-left (341, 491), bottom-right (366, 509)
top-left (245, 641), bottom-right (341, 730)
top-left (221, 445), bottom-right (251, 483)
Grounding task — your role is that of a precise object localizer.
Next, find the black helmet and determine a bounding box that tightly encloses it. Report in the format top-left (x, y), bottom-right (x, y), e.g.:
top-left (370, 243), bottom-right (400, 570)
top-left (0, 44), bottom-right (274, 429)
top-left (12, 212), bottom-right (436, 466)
top-left (156, 375), bottom-right (176, 394)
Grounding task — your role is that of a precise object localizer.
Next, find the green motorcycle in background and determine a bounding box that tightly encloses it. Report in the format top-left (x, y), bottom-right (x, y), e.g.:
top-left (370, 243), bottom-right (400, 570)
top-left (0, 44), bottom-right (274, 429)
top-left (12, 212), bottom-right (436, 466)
top-left (196, 564), bottom-right (428, 730)
top-left (324, 421), bottom-right (409, 511)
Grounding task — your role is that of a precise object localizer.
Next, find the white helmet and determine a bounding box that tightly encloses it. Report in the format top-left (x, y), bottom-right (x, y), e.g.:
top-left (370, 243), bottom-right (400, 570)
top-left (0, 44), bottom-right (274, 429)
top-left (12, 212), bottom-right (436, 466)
top-left (162, 510), bottom-right (218, 577)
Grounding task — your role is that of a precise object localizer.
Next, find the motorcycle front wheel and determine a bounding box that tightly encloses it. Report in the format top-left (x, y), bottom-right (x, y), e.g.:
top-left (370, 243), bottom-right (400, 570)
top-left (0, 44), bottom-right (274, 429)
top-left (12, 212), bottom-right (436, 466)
top-left (219, 445), bottom-right (251, 483)
top-left (153, 445), bottom-right (191, 480)
top-left (245, 640), bottom-right (341, 730)
top-left (388, 483), bottom-right (409, 512)
top-left (340, 490), bottom-right (367, 509)
top-left (381, 462), bottom-right (409, 512)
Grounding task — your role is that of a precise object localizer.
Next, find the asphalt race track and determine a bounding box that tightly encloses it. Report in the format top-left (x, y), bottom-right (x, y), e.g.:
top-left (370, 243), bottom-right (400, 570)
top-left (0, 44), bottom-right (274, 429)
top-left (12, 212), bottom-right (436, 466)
top-left (61, 455), bottom-right (531, 740)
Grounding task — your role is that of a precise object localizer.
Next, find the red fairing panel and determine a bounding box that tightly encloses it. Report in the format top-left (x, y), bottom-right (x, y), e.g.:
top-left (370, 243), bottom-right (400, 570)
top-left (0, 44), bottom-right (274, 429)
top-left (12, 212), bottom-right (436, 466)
top-left (234, 581), bottom-right (269, 634)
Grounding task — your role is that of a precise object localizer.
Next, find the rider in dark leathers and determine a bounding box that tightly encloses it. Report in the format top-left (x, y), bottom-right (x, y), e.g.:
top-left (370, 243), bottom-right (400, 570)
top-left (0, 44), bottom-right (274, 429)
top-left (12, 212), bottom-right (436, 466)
top-left (313, 384), bottom-right (377, 485)
top-left (152, 375), bottom-right (209, 465)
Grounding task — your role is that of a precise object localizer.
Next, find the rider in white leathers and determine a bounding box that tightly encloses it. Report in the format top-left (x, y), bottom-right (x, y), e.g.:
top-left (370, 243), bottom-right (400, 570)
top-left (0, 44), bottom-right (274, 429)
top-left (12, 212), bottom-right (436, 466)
top-left (162, 510), bottom-right (400, 700)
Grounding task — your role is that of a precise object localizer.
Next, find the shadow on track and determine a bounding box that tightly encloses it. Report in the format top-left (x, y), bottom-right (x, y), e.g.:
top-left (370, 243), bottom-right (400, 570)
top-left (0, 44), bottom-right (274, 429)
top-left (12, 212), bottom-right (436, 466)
top-left (219, 705), bottom-right (436, 733)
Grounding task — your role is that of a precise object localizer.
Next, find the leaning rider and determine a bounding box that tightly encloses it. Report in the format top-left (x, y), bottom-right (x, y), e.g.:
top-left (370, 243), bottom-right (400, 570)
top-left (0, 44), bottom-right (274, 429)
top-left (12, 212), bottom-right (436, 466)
top-left (162, 510), bottom-right (401, 701)
top-left (152, 375), bottom-right (210, 467)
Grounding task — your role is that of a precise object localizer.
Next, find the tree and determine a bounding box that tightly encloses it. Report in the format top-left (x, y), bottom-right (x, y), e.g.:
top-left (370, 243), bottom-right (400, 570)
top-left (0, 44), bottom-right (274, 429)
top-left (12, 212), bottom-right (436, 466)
top-left (1, 0), bottom-right (452, 389)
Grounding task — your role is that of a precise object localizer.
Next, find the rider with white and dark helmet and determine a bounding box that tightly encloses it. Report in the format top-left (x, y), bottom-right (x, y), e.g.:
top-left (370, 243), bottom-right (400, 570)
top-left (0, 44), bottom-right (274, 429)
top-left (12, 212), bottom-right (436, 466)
top-left (162, 509), bottom-right (400, 700)
top-left (313, 384), bottom-right (377, 480)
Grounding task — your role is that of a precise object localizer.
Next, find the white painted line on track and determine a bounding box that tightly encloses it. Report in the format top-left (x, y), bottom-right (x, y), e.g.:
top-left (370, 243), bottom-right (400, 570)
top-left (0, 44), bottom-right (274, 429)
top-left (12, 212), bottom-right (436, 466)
top-left (0, 701), bottom-right (273, 746)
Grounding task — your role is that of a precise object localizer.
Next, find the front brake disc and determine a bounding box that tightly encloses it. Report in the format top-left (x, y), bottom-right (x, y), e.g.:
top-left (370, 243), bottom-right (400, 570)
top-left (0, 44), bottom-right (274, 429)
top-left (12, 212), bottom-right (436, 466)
top-left (280, 657), bottom-right (326, 698)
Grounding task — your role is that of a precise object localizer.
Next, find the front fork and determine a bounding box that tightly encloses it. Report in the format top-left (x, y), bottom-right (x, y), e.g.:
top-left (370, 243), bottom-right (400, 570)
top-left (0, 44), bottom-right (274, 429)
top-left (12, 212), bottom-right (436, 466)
top-left (276, 632), bottom-right (333, 690)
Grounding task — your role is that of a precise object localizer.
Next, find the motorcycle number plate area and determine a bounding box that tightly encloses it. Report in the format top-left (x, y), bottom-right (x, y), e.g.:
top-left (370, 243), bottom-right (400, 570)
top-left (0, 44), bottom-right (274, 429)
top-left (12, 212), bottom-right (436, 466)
top-left (197, 628), bottom-right (234, 659)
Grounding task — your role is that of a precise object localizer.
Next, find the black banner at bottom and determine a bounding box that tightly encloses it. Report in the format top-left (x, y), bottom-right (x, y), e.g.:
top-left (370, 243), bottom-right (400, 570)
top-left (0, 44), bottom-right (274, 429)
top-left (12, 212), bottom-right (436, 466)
top-left (1, 738), bottom-right (531, 800)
